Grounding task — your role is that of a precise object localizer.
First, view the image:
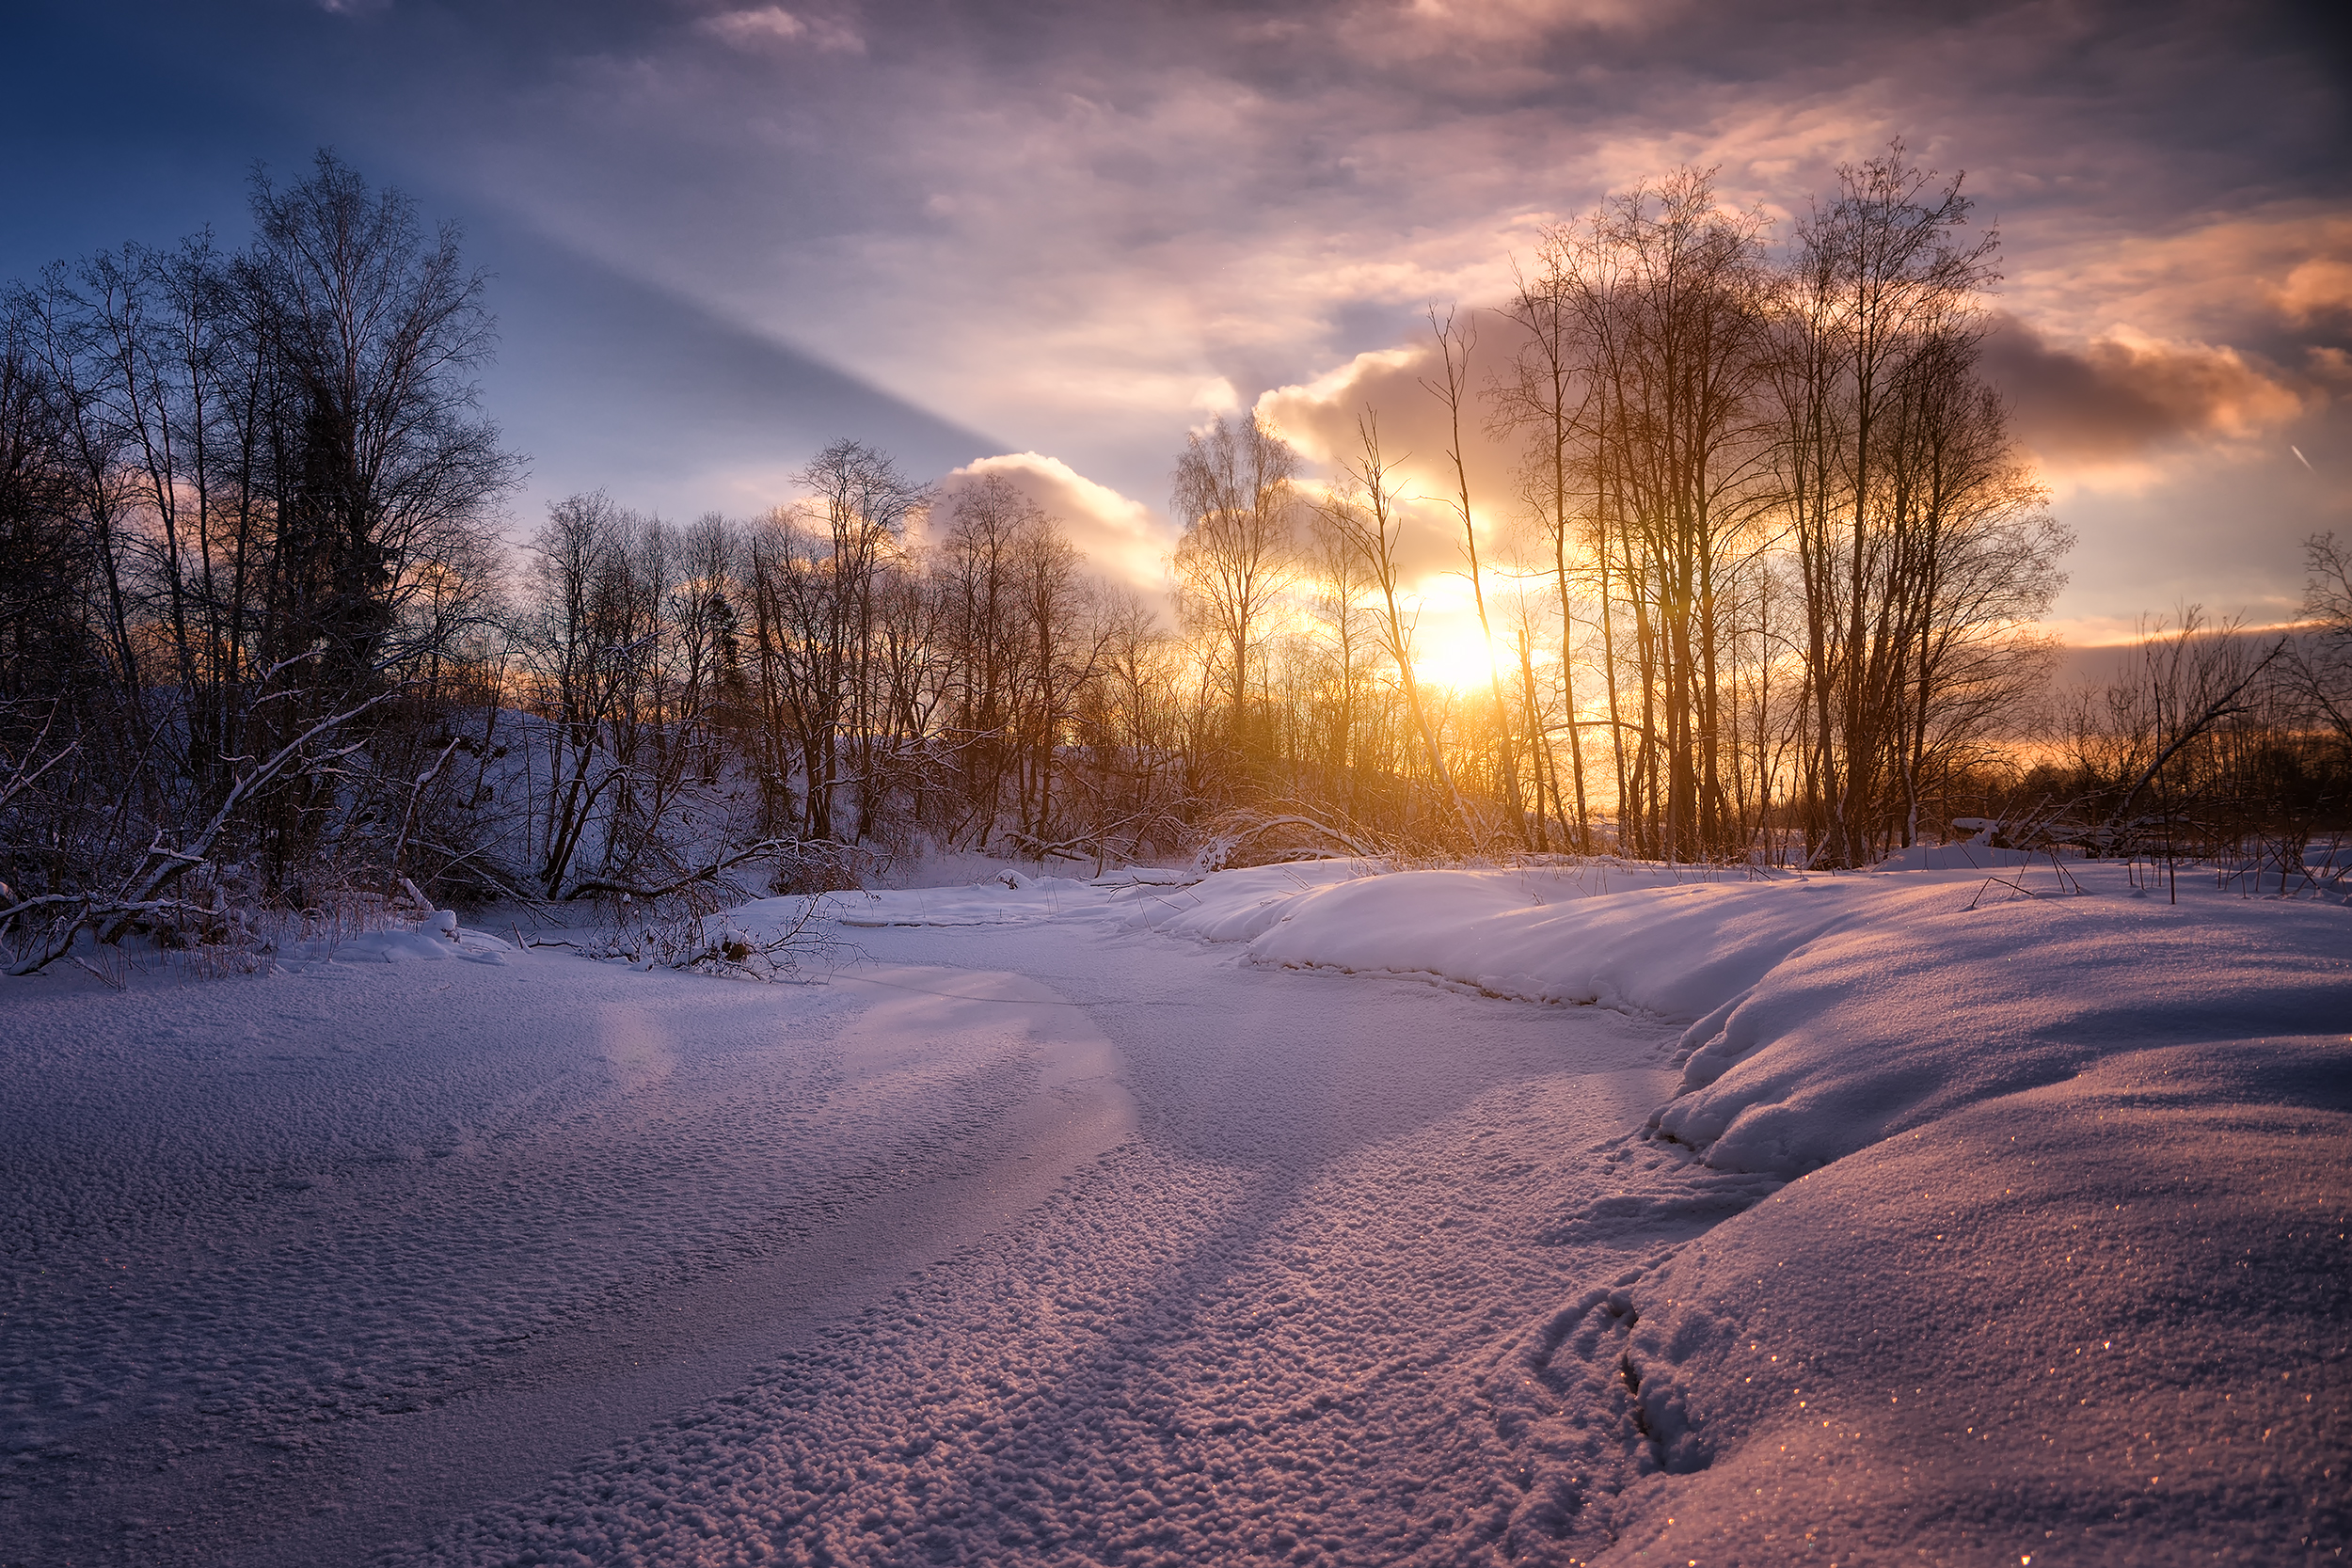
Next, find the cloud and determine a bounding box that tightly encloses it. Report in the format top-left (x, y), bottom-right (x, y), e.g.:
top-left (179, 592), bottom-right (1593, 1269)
top-left (2279, 256), bottom-right (2352, 325)
top-left (1254, 340), bottom-right (1533, 595)
top-left (696, 7), bottom-right (863, 54)
top-left (138, 0), bottom-right (2348, 632)
top-left (1255, 347), bottom-right (1431, 468)
top-left (1983, 313), bottom-right (2316, 468)
top-left (1254, 325), bottom-right (1563, 562)
top-left (1398, 0), bottom-right (1664, 33)
top-left (933, 452), bottom-right (1174, 600)
top-left (2003, 208), bottom-right (2352, 347)
top-left (1335, 0), bottom-right (1681, 64)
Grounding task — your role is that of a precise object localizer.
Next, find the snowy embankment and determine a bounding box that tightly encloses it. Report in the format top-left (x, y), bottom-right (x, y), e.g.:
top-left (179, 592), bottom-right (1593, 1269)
top-left (1127, 858), bottom-right (2347, 1176)
top-left (1109, 857), bottom-right (2351, 1560)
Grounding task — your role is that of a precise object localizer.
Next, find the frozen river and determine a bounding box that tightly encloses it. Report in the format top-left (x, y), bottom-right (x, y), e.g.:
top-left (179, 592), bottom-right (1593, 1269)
top-left (2, 903), bottom-right (1683, 1565)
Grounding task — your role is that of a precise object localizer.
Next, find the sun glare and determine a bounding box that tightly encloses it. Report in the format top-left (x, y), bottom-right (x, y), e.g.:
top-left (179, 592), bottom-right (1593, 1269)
top-left (1413, 620), bottom-right (1508, 694)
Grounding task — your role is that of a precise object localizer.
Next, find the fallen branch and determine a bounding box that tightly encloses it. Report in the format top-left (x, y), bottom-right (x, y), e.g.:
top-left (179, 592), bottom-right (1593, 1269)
top-left (555, 837), bottom-right (813, 902)
top-left (5, 895), bottom-right (229, 976)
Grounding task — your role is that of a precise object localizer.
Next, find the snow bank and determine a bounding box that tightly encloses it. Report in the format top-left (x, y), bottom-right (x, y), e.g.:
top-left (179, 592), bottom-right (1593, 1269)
top-left (1134, 863), bottom-right (2352, 1179)
top-left (1492, 1037), bottom-right (2352, 1561)
top-left (745, 870), bottom-right (1119, 929)
top-left (1114, 859), bottom-right (2352, 1558)
top-left (277, 921), bottom-right (513, 966)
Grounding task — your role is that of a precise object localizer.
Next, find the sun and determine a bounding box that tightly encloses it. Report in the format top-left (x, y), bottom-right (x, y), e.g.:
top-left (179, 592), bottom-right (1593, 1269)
top-left (1411, 615), bottom-right (1509, 695)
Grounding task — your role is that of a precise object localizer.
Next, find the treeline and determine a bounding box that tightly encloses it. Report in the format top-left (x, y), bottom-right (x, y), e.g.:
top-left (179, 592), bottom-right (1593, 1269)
top-left (1169, 151), bottom-right (2344, 873)
top-left (4, 149), bottom-right (2346, 972)
top-left (0, 145), bottom-right (1214, 968)
top-left (2, 153), bottom-right (515, 971)
top-left (506, 461), bottom-right (1192, 903)
top-left (1190, 152), bottom-right (2073, 867)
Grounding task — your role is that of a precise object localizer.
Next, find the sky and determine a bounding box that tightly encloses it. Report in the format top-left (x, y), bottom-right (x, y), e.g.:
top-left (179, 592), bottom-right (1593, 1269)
top-left (3, 0), bottom-right (2346, 654)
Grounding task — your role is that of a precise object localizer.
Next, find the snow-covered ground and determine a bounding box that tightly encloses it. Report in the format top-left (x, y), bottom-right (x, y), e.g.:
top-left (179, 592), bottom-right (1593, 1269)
top-left (2, 857), bottom-right (2344, 1564)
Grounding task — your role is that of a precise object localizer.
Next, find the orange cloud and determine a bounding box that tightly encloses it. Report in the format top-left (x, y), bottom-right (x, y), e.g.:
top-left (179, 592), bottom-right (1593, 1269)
top-left (2278, 257), bottom-right (2352, 325)
top-left (2006, 207), bottom-right (2352, 345)
top-left (1984, 314), bottom-right (2315, 470)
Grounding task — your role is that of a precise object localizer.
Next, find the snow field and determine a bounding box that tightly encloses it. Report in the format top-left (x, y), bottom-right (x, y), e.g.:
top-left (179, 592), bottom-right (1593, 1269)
top-left (4, 855), bottom-right (2344, 1564)
top-left (407, 1031), bottom-right (1687, 1565)
top-left (1, 949), bottom-right (1123, 1566)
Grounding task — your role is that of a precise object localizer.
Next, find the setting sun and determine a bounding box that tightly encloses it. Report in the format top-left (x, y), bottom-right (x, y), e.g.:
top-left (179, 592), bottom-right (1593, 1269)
top-left (1410, 614), bottom-right (1509, 694)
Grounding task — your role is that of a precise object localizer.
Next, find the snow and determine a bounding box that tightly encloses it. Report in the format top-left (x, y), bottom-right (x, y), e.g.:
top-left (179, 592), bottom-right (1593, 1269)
top-left (2, 857), bottom-right (2344, 1563)
top-left (276, 920), bottom-right (513, 966)
top-left (1572, 1038), bottom-right (2349, 1563)
top-left (787, 865), bottom-right (1201, 929)
top-left (1, 947), bottom-right (1132, 1565)
top-left (1147, 863), bottom-right (2349, 1177)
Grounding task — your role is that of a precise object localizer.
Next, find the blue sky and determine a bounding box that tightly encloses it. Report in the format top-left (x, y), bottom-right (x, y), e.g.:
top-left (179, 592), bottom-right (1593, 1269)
top-left (5, 0), bottom-right (2346, 641)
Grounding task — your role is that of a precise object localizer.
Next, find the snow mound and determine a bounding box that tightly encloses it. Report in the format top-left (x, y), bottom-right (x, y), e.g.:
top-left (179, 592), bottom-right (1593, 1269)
top-left (1135, 863), bottom-right (2352, 1179)
top-left (1541, 1037), bottom-right (2352, 1562)
top-left (279, 923), bottom-right (512, 966)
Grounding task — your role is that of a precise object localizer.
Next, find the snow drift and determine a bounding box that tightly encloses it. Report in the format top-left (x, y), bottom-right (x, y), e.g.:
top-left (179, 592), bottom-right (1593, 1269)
top-left (1129, 861), bottom-right (2351, 1179)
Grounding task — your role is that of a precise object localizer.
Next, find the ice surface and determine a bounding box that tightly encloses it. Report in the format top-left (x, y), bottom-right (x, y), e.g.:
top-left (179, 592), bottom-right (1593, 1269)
top-left (775, 871), bottom-right (1111, 928)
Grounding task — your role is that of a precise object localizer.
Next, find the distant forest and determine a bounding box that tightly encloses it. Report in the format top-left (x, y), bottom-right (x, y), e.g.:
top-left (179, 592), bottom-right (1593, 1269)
top-left (3, 149), bottom-right (2347, 973)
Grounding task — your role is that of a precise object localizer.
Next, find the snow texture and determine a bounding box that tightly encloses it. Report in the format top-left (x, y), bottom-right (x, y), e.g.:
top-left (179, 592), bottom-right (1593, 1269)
top-left (1156, 863), bottom-right (2349, 1176)
top-left (2, 860), bottom-right (2344, 1565)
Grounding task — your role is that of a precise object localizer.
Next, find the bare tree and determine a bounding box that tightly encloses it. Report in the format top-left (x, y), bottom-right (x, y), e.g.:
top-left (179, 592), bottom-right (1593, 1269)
top-left (1423, 304), bottom-right (1528, 843)
top-left (513, 493), bottom-right (643, 898)
top-left (1171, 413), bottom-right (1300, 756)
top-left (936, 472), bottom-right (1038, 839)
top-left (1557, 169), bottom-right (1776, 860)
top-left (1492, 239), bottom-right (1599, 847)
top-left (1783, 142), bottom-right (2000, 864)
top-left (1, 151), bottom-right (517, 968)
top-left (1315, 409), bottom-right (1473, 840)
top-left (781, 438), bottom-right (929, 840)
top-left (1303, 499), bottom-right (1383, 819)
